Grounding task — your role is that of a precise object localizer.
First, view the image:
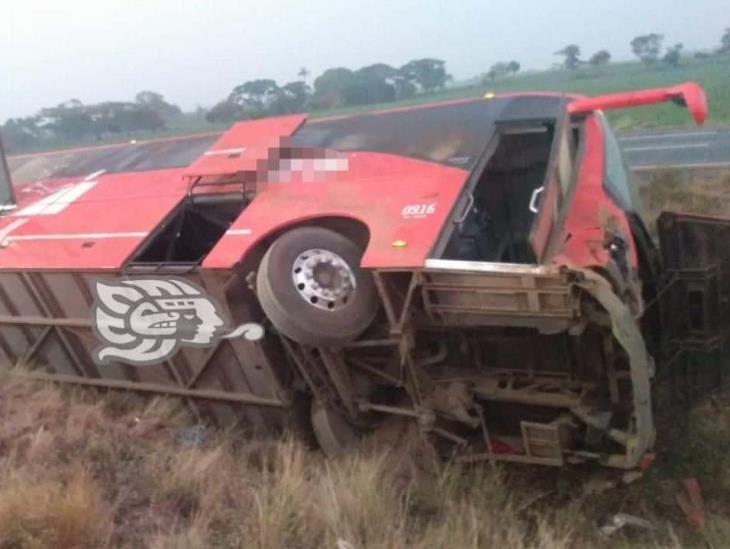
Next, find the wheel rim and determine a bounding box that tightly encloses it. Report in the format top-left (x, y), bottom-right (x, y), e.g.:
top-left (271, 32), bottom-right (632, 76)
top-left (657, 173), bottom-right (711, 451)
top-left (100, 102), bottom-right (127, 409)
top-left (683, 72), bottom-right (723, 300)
top-left (292, 248), bottom-right (356, 311)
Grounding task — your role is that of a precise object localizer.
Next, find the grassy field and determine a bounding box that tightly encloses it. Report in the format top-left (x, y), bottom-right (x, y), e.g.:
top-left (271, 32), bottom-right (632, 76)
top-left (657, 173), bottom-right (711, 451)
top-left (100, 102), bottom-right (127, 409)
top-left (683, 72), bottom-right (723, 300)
top-left (477, 57), bottom-right (730, 131)
top-left (0, 369), bottom-right (729, 549)
top-left (309, 56), bottom-right (730, 131)
top-left (635, 167), bottom-right (730, 235)
top-left (10, 55), bottom-right (730, 156)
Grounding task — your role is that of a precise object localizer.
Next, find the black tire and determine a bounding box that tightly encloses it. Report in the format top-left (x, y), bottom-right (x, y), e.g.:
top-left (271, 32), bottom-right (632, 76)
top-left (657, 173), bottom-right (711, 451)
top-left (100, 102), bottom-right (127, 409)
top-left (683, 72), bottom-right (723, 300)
top-left (256, 227), bottom-right (378, 346)
top-left (311, 399), bottom-right (360, 456)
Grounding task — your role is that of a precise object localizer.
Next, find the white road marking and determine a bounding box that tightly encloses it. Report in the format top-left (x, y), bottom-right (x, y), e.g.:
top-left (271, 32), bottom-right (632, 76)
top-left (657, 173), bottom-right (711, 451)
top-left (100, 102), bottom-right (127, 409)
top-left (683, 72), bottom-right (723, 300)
top-left (622, 143), bottom-right (711, 153)
top-left (14, 180), bottom-right (97, 216)
top-left (631, 161), bottom-right (730, 171)
top-left (84, 169), bottom-right (106, 181)
top-left (620, 131), bottom-right (718, 142)
top-left (619, 131), bottom-right (717, 141)
top-left (6, 231), bottom-right (147, 242)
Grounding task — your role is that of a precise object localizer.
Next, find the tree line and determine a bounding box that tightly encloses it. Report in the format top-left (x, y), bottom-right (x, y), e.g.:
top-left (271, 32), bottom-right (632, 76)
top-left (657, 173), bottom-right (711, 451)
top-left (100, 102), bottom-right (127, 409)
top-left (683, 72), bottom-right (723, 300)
top-left (1, 58), bottom-right (451, 152)
top-left (206, 58), bottom-right (450, 123)
top-left (2, 91), bottom-right (181, 152)
top-left (553, 28), bottom-right (730, 71)
top-left (3, 27), bottom-right (729, 153)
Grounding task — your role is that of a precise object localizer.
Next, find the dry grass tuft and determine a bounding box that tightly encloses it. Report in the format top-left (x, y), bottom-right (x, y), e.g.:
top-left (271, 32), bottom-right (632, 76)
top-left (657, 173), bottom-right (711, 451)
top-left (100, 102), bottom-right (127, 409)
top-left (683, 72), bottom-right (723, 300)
top-left (635, 167), bottom-right (730, 234)
top-left (0, 371), bottom-right (727, 547)
top-left (0, 469), bottom-right (111, 549)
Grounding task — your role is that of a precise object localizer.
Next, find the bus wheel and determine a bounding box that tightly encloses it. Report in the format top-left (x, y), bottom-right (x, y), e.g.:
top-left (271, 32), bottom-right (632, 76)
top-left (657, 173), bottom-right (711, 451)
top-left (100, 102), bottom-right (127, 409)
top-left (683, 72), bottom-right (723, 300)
top-left (256, 227), bottom-right (378, 346)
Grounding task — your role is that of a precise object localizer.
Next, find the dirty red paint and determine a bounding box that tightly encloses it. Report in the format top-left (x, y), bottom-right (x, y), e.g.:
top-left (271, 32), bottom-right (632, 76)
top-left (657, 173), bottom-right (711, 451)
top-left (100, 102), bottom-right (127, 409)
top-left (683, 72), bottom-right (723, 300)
top-left (0, 83), bottom-right (705, 275)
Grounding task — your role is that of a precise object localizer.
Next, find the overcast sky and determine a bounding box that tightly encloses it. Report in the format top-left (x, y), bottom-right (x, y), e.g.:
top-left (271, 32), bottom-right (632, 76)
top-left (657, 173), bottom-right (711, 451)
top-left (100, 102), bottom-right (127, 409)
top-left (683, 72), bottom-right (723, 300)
top-left (0, 0), bottom-right (727, 121)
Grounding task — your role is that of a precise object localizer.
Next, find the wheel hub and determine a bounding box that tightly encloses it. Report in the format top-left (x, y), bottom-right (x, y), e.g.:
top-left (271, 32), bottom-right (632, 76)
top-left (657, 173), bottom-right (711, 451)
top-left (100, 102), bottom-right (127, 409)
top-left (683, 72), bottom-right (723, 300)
top-left (292, 248), bottom-right (356, 311)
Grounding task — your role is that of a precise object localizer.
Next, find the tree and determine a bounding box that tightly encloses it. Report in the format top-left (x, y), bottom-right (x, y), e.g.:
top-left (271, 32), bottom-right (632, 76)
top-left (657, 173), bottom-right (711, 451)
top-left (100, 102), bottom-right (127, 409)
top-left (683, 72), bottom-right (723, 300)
top-left (134, 91), bottom-right (182, 119)
top-left (589, 50), bottom-right (611, 66)
top-left (554, 44), bottom-right (581, 70)
top-left (3, 96), bottom-right (170, 151)
top-left (205, 99), bottom-right (245, 124)
top-left (720, 28), bottom-right (730, 54)
top-left (230, 79), bottom-right (281, 115)
top-left (311, 68), bottom-right (356, 109)
top-left (297, 67), bottom-right (310, 82)
top-left (346, 63), bottom-right (398, 105)
top-left (2, 117), bottom-right (42, 152)
top-left (662, 43), bottom-right (683, 67)
top-left (273, 81), bottom-right (311, 113)
top-left (88, 102), bottom-right (165, 135)
top-left (485, 60), bottom-right (521, 82)
top-left (631, 33), bottom-right (664, 64)
top-left (399, 58), bottom-right (451, 93)
top-left (37, 101), bottom-right (94, 140)
top-left (485, 62), bottom-right (509, 81)
top-left (392, 73), bottom-right (417, 100)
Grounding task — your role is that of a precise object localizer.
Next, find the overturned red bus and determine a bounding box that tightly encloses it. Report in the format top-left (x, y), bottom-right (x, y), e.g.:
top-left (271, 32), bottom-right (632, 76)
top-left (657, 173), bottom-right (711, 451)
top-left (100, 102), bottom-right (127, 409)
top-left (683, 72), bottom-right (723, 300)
top-left (0, 82), bottom-right (725, 470)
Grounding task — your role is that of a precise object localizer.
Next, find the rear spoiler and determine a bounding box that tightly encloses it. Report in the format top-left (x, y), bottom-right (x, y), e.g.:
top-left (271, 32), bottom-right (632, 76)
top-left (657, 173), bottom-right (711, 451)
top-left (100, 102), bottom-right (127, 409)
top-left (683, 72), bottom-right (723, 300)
top-left (0, 131), bottom-right (15, 213)
top-left (567, 81), bottom-right (708, 125)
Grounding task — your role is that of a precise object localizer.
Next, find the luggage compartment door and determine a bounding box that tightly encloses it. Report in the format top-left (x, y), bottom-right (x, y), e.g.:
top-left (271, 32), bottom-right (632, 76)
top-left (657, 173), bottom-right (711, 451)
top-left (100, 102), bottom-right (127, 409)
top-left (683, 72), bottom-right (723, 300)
top-left (657, 211), bottom-right (730, 400)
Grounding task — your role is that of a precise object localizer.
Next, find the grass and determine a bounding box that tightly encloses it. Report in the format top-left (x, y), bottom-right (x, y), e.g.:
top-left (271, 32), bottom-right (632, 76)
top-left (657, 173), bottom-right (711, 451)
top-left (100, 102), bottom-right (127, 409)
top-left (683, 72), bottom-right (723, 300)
top-left (11, 55), bottom-right (730, 156)
top-left (634, 167), bottom-right (730, 234)
top-left (0, 471), bottom-right (111, 549)
top-left (475, 57), bottom-right (730, 131)
top-left (0, 368), bottom-right (729, 548)
top-left (309, 56), bottom-right (730, 131)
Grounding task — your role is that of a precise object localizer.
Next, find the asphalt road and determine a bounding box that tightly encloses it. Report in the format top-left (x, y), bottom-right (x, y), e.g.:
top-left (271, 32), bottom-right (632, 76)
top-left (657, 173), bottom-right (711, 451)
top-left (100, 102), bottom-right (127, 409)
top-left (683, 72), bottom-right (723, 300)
top-left (7, 133), bottom-right (220, 183)
top-left (5, 126), bottom-right (730, 183)
top-left (618, 127), bottom-right (730, 170)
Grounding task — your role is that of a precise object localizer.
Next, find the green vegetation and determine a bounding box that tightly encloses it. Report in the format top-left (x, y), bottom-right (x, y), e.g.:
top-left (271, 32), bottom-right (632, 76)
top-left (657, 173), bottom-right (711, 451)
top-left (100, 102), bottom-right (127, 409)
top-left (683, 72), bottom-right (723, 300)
top-left (9, 55), bottom-right (730, 157)
top-left (477, 56), bottom-right (730, 131)
top-left (309, 55), bottom-right (730, 131)
top-left (4, 26), bottom-right (730, 155)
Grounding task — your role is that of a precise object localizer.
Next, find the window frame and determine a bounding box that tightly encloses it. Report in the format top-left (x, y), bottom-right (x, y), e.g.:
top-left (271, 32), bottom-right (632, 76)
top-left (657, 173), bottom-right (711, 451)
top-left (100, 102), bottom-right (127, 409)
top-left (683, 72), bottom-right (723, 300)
top-left (598, 112), bottom-right (637, 212)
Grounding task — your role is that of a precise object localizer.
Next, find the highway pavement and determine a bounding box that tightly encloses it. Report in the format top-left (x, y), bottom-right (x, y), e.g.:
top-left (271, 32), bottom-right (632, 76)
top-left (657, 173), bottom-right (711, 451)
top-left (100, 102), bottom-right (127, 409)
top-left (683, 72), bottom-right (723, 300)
top-left (618, 127), bottom-right (730, 170)
top-left (5, 126), bottom-right (730, 184)
top-left (7, 133), bottom-right (219, 183)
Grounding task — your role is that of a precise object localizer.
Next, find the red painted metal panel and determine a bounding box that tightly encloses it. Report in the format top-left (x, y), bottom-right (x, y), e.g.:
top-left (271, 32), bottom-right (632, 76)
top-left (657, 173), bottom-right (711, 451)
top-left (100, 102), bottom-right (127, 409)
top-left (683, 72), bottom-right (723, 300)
top-left (184, 114), bottom-right (307, 177)
top-left (0, 168), bottom-right (188, 270)
top-left (203, 152), bottom-right (468, 270)
top-left (551, 116), bottom-right (638, 269)
top-left (568, 81), bottom-right (707, 125)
